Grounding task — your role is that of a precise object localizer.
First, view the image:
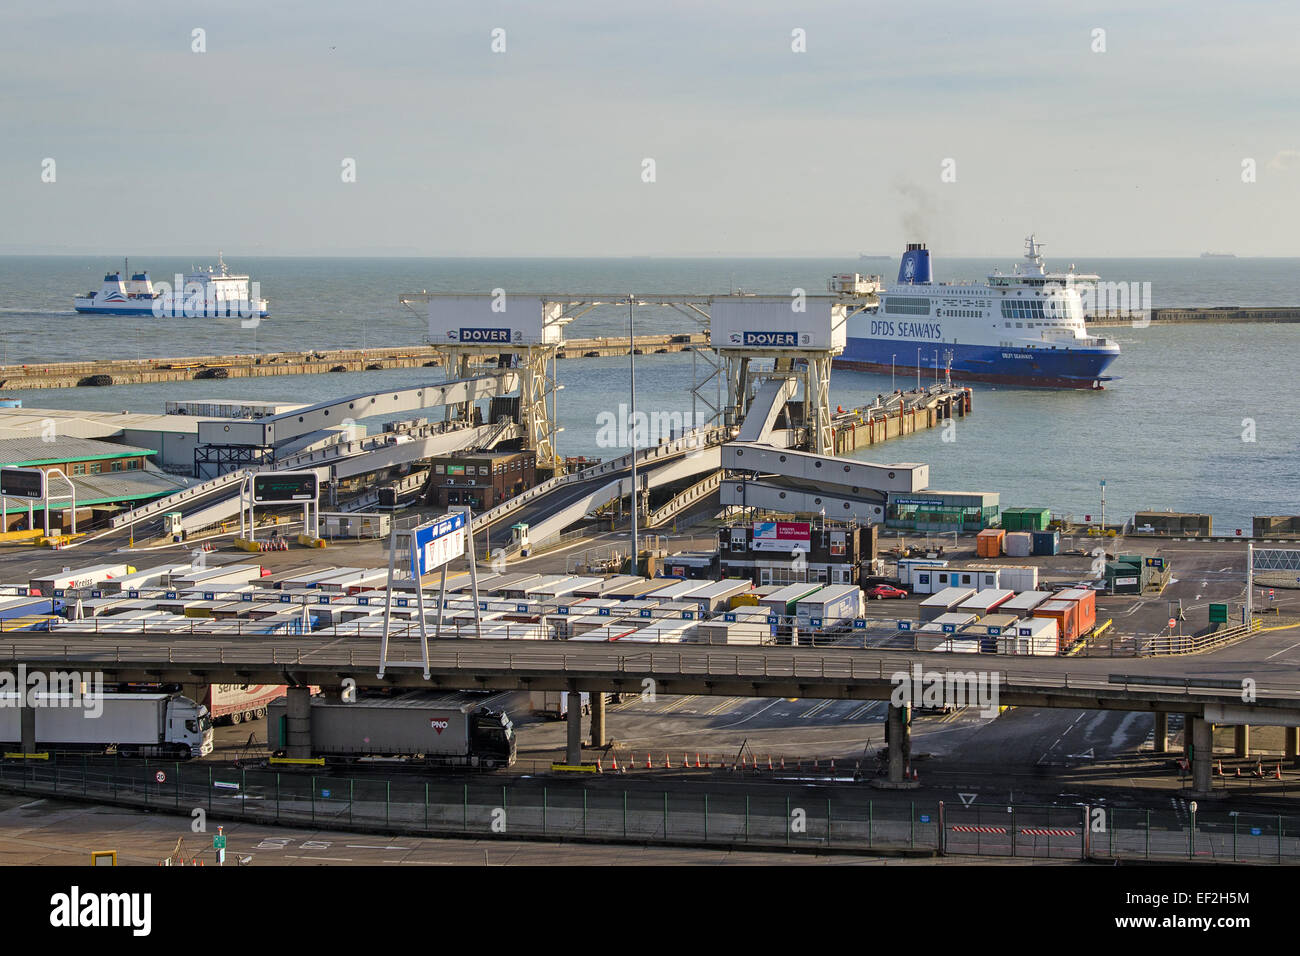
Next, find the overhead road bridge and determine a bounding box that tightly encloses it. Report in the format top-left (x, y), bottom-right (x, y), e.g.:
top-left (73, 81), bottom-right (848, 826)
top-left (4, 634), bottom-right (1299, 792)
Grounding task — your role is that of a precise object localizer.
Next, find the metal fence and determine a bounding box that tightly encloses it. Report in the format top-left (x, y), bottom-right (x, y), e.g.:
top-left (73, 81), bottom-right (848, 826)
top-left (2, 758), bottom-right (1299, 863)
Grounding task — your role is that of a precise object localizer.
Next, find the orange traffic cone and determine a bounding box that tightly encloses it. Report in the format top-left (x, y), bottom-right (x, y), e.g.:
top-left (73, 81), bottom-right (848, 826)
top-left (829, 758), bottom-right (836, 773)
top-left (912, 767), bottom-right (919, 781)
top-left (812, 757), bottom-right (819, 770)
top-left (664, 754), bottom-right (672, 769)
top-left (780, 756), bottom-right (785, 770)
top-left (610, 754), bottom-right (619, 772)
top-left (1276, 763), bottom-right (1283, 780)
top-left (645, 753), bottom-right (652, 770)
top-left (683, 753), bottom-right (690, 769)
top-left (1235, 766), bottom-right (1242, 777)
top-left (596, 758), bottom-right (603, 773)
top-left (695, 753), bottom-right (702, 769)
top-left (1215, 760), bottom-right (1224, 776)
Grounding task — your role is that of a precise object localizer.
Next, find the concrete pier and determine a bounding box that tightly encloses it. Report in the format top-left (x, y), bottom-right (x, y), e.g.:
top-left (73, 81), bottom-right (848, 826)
top-left (589, 692), bottom-right (606, 749)
top-left (0, 333), bottom-right (709, 391)
top-left (1190, 717), bottom-right (1214, 794)
top-left (1153, 712), bottom-right (1168, 753)
top-left (1234, 724), bottom-right (1251, 758)
top-left (872, 704), bottom-right (918, 790)
top-left (566, 684), bottom-right (583, 766)
top-left (19, 704), bottom-right (35, 754)
top-left (284, 685), bottom-right (312, 759)
top-left (831, 385), bottom-right (972, 455)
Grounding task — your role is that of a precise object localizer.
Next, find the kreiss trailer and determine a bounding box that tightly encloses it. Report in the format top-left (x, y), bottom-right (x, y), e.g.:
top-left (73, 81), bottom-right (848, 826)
top-left (0, 692), bottom-right (212, 759)
top-left (268, 691), bottom-right (516, 769)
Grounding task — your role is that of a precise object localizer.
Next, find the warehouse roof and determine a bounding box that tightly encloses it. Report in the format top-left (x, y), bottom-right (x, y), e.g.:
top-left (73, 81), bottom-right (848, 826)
top-left (0, 435), bottom-right (157, 467)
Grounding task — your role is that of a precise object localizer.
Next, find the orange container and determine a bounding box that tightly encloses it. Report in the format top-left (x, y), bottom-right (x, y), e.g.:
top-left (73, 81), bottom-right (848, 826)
top-left (976, 528), bottom-right (1005, 558)
top-left (1054, 588), bottom-right (1097, 634)
top-left (1033, 599), bottom-right (1080, 649)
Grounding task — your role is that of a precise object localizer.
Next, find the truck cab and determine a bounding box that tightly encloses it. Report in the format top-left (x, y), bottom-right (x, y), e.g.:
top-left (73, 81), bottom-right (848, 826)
top-left (470, 709), bottom-right (516, 768)
top-left (166, 698), bottom-right (214, 758)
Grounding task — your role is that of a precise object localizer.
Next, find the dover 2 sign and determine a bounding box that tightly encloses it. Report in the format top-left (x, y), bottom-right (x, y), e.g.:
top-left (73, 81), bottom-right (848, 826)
top-left (411, 512), bottom-right (466, 576)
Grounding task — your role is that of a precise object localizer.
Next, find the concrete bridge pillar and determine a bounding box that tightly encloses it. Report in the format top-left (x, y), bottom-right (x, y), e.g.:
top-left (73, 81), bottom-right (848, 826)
top-left (566, 685), bottom-right (583, 766)
top-left (1233, 724), bottom-right (1250, 758)
top-left (1190, 717), bottom-right (1213, 795)
top-left (589, 693), bottom-right (606, 749)
top-left (19, 704), bottom-right (35, 754)
top-left (1153, 712), bottom-right (1168, 754)
top-left (1286, 727), bottom-right (1299, 766)
top-left (872, 704), bottom-right (917, 789)
top-left (1182, 713), bottom-right (1196, 755)
top-left (285, 685), bottom-right (312, 759)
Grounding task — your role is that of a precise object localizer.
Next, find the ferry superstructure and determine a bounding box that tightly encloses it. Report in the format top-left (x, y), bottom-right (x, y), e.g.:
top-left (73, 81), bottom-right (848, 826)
top-left (835, 237), bottom-right (1120, 389)
top-left (73, 253), bottom-right (269, 318)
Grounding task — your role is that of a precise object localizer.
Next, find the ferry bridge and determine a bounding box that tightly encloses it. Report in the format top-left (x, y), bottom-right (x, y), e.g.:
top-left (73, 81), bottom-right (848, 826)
top-left (4, 630), bottom-right (1299, 795)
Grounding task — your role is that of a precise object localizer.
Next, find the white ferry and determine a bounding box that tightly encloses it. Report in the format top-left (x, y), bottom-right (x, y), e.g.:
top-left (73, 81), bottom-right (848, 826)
top-left (74, 253), bottom-right (269, 318)
top-left (836, 237), bottom-right (1120, 389)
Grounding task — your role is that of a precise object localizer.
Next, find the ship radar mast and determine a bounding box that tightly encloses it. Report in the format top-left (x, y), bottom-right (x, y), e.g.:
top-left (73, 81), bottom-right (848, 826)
top-left (1022, 234), bottom-right (1046, 275)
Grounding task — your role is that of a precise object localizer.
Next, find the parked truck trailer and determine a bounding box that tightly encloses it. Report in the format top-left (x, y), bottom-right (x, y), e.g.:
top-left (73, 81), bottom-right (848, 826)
top-left (0, 692), bottom-right (212, 759)
top-left (267, 691), bottom-right (516, 768)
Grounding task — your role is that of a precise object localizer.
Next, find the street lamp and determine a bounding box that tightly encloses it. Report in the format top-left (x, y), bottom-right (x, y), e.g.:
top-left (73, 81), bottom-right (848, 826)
top-left (891, 353), bottom-right (896, 392)
top-left (628, 294), bottom-right (638, 572)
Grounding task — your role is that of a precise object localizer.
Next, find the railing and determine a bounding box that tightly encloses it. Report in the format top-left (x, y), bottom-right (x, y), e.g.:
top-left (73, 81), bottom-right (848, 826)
top-left (0, 762), bottom-right (1296, 863)
top-left (1142, 620), bottom-right (1260, 657)
top-left (109, 469), bottom-right (251, 528)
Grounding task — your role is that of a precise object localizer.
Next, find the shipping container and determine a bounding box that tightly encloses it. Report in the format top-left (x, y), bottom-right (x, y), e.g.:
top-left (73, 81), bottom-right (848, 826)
top-left (795, 584), bottom-right (863, 632)
top-left (758, 583), bottom-right (824, 618)
top-left (571, 575), bottom-right (644, 598)
top-left (693, 619), bottom-right (774, 645)
top-left (647, 578), bottom-right (715, 601)
top-left (599, 577), bottom-right (665, 599)
top-left (1001, 590), bottom-right (1053, 615)
top-left (169, 564), bottom-right (263, 590)
top-left (30, 563), bottom-right (136, 595)
top-left (919, 587), bottom-right (976, 620)
top-left (920, 611), bottom-right (979, 633)
top-left (958, 613), bottom-right (1020, 652)
top-left (1031, 530), bottom-right (1061, 556)
top-left (681, 579), bottom-right (753, 614)
top-left (958, 588), bottom-right (1015, 616)
top-left (1054, 588), bottom-right (1097, 634)
top-left (1004, 532), bottom-right (1033, 558)
top-left (1032, 599), bottom-right (1081, 647)
top-left (998, 616), bottom-right (1059, 655)
top-left (1002, 508), bottom-right (1051, 532)
top-left (975, 528), bottom-right (1005, 558)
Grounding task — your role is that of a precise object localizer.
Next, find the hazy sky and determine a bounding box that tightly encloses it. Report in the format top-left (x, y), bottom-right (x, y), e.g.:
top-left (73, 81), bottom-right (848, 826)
top-left (3, 0), bottom-right (1297, 257)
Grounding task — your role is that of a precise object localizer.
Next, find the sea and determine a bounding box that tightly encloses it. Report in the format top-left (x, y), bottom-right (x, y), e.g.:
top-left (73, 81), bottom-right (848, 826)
top-left (0, 254), bottom-right (1297, 532)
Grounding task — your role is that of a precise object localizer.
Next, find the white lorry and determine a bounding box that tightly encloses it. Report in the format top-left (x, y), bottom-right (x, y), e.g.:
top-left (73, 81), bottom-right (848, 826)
top-left (0, 692), bottom-right (213, 759)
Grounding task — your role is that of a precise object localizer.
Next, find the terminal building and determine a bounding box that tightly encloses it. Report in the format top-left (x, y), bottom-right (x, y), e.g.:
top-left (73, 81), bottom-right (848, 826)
top-left (0, 435), bottom-right (189, 531)
top-left (425, 450), bottom-right (536, 510)
top-left (716, 519), bottom-right (876, 586)
top-left (885, 490), bottom-right (1000, 533)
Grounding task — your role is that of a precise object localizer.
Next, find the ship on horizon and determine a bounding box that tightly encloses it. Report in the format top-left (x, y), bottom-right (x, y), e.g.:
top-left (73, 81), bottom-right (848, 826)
top-left (833, 237), bottom-right (1120, 389)
top-left (1199, 251), bottom-right (1237, 258)
top-left (73, 252), bottom-right (269, 318)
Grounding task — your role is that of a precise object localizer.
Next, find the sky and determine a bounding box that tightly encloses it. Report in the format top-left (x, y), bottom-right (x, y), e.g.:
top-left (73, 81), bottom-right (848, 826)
top-left (2, 0), bottom-right (1297, 257)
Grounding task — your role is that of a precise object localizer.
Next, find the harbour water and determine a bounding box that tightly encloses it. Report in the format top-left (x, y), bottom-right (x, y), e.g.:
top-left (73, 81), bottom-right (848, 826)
top-left (0, 256), bottom-right (1297, 531)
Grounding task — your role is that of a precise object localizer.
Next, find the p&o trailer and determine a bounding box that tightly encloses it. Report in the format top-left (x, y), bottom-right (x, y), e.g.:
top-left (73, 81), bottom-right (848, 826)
top-left (268, 691), bottom-right (516, 769)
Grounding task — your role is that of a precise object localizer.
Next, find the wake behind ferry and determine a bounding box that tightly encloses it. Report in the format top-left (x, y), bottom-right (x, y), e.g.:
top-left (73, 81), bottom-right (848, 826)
top-left (73, 253), bottom-right (269, 318)
top-left (836, 237), bottom-right (1119, 389)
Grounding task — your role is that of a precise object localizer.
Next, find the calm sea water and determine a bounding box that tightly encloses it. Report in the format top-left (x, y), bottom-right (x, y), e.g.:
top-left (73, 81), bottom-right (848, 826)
top-left (0, 255), bottom-right (1296, 530)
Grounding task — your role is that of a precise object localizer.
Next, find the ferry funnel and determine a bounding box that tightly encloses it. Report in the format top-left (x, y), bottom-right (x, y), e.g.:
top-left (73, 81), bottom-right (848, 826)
top-left (897, 243), bottom-right (932, 285)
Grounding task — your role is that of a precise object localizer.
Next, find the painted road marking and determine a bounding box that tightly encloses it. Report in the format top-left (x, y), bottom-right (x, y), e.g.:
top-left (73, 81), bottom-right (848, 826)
top-left (703, 697), bottom-right (741, 716)
top-left (656, 695), bottom-right (698, 714)
top-left (798, 700), bottom-right (834, 719)
top-left (287, 855), bottom-right (353, 861)
top-left (846, 702), bottom-right (877, 721)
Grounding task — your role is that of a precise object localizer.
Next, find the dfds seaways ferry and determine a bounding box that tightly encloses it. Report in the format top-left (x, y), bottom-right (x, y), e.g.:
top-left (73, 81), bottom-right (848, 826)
top-left (836, 237), bottom-right (1119, 388)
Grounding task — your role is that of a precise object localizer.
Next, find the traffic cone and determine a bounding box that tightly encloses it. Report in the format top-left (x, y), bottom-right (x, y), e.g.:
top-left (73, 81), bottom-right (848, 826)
top-left (645, 753), bottom-right (652, 770)
top-left (695, 753), bottom-right (702, 769)
top-left (780, 756), bottom-right (785, 770)
top-left (683, 753), bottom-right (690, 769)
top-left (610, 754), bottom-right (619, 772)
top-left (829, 758), bottom-right (836, 773)
top-left (1216, 760), bottom-right (1224, 776)
top-left (664, 754), bottom-right (672, 769)
top-left (596, 758), bottom-right (603, 773)
top-left (812, 757), bottom-right (819, 770)
top-left (767, 754), bottom-right (773, 771)
top-left (1276, 763), bottom-right (1283, 780)
top-left (1235, 766), bottom-right (1242, 777)
top-left (912, 767), bottom-right (919, 781)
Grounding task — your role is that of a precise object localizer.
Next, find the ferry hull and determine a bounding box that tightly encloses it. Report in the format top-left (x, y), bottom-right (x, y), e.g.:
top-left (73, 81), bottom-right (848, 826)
top-left (74, 303), bottom-right (270, 318)
top-left (836, 337), bottom-right (1118, 389)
